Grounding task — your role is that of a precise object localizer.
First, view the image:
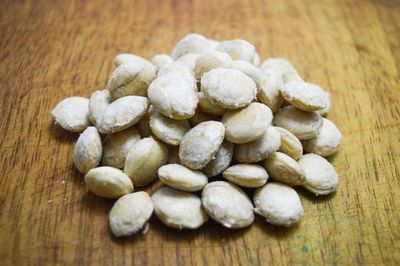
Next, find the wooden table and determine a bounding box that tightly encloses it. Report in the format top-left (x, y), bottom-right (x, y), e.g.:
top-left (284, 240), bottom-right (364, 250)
top-left (1, 0), bottom-right (399, 265)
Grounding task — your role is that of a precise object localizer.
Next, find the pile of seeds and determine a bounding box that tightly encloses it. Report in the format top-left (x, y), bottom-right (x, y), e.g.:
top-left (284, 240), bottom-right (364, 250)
top-left (51, 33), bottom-right (342, 236)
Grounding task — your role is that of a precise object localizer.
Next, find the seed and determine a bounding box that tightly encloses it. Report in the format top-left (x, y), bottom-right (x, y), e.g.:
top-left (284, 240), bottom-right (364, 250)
top-left (176, 53), bottom-right (199, 72)
top-left (257, 67), bottom-right (283, 112)
top-left (202, 140), bottom-right (234, 177)
top-left (51, 96), bottom-right (90, 132)
top-left (202, 181), bottom-right (254, 229)
top-left (171, 33), bottom-right (215, 60)
top-left (113, 53), bottom-right (153, 68)
top-left (179, 121), bottom-right (225, 170)
top-left (109, 192), bottom-right (153, 236)
top-left (276, 127), bottom-right (303, 160)
top-left (197, 91), bottom-right (225, 116)
top-left (151, 54), bottom-right (174, 71)
top-left (223, 60), bottom-right (260, 87)
top-left (281, 81), bottom-right (330, 111)
top-left (254, 182), bottom-right (304, 227)
top-left (298, 153), bottom-right (339, 195)
top-left (85, 166), bottom-right (133, 199)
top-left (216, 39), bottom-right (257, 63)
top-left (188, 109), bottom-right (219, 126)
top-left (223, 164), bottom-right (269, 188)
top-left (124, 137), bottom-right (168, 186)
top-left (158, 164), bottom-right (208, 192)
top-left (74, 126), bottom-right (102, 174)
top-left (152, 187), bottom-right (208, 229)
top-left (194, 51), bottom-right (232, 80)
top-left (282, 72), bottom-right (303, 83)
top-left (89, 90), bottom-right (110, 125)
top-left (261, 58), bottom-right (297, 79)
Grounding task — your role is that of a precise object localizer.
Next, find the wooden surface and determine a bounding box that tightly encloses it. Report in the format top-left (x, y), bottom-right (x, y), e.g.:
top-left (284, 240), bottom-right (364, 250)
top-left (0, 0), bottom-right (399, 265)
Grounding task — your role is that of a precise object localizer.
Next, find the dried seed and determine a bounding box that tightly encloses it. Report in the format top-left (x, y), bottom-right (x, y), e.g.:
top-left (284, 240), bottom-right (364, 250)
top-left (276, 127), bottom-right (303, 160)
top-left (188, 109), bottom-right (219, 127)
top-left (89, 90), bottom-right (110, 125)
top-left (216, 39), bottom-right (257, 63)
top-left (281, 81), bottom-right (330, 111)
top-left (257, 68), bottom-right (283, 112)
top-left (114, 53), bottom-right (153, 67)
top-left (152, 54), bottom-right (174, 71)
top-left (171, 33), bottom-right (215, 60)
top-left (197, 91), bottom-right (226, 116)
top-left (51, 96), bottom-right (90, 132)
top-left (194, 51), bottom-right (232, 80)
top-left (223, 164), bottom-right (269, 188)
top-left (158, 164), bottom-right (208, 192)
top-left (176, 53), bottom-right (199, 72)
top-left (202, 140), bottom-right (234, 177)
top-left (74, 126), bottom-right (102, 174)
top-left (223, 60), bottom-right (260, 87)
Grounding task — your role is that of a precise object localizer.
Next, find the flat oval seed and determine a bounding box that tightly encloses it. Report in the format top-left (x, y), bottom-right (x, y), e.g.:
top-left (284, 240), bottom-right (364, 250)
top-left (202, 140), bottom-right (234, 177)
top-left (149, 108), bottom-right (191, 146)
top-left (109, 192), bottom-right (153, 237)
top-left (85, 166), bottom-right (133, 199)
top-left (89, 90), bottom-right (110, 125)
top-left (179, 121), bottom-right (225, 170)
top-left (254, 182), bottom-right (304, 227)
top-left (124, 138), bottom-right (168, 186)
top-left (257, 68), bottom-right (283, 112)
top-left (235, 126), bottom-right (281, 163)
top-left (176, 53), bottom-right (199, 72)
top-left (298, 153), bottom-right (339, 195)
top-left (216, 39), bottom-right (257, 63)
top-left (97, 96), bottom-right (149, 134)
top-left (261, 58), bottom-right (298, 78)
top-left (303, 118), bottom-right (342, 157)
top-left (223, 164), bottom-right (269, 188)
top-left (151, 54), bottom-right (174, 71)
top-left (281, 81), bottom-right (330, 111)
top-left (171, 33), bottom-right (214, 60)
top-left (276, 127), bottom-right (303, 160)
top-left (223, 60), bottom-right (260, 87)
top-left (188, 109), bottom-right (219, 126)
top-left (262, 152), bottom-right (306, 186)
top-left (152, 187), bottom-right (208, 229)
top-left (201, 68), bottom-right (257, 110)
top-left (102, 127), bottom-right (141, 169)
top-left (51, 96), bottom-right (90, 132)
top-left (223, 103), bottom-right (272, 144)
top-left (158, 164), bottom-right (208, 192)
top-left (202, 181), bottom-right (254, 229)
top-left (194, 51), bottom-right (232, 80)
top-left (114, 53), bottom-right (153, 67)
top-left (74, 126), bottom-right (102, 174)
top-left (197, 91), bottom-right (226, 116)
top-left (273, 105), bottom-right (322, 140)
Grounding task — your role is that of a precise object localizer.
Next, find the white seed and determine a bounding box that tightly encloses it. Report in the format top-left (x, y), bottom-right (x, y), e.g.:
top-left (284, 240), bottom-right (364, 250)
top-left (51, 96), bottom-right (90, 133)
top-left (124, 137), bottom-right (168, 186)
top-left (149, 108), bottom-right (191, 145)
top-left (157, 62), bottom-right (195, 82)
top-left (235, 126), bottom-right (281, 163)
top-left (96, 96), bottom-right (149, 134)
top-left (252, 52), bottom-right (260, 66)
top-left (216, 39), bottom-right (257, 63)
top-left (194, 51), bottom-right (232, 80)
top-left (179, 121), bottom-right (225, 170)
top-left (317, 93), bottom-right (331, 116)
top-left (152, 54), bottom-right (174, 71)
top-left (176, 53), bottom-right (199, 72)
top-left (257, 68), bottom-right (283, 112)
top-left (223, 164), bottom-right (269, 188)
top-left (282, 71), bottom-right (303, 83)
top-left (114, 53), bottom-right (153, 67)
top-left (261, 58), bottom-right (298, 78)
top-left (281, 81), bottom-right (330, 111)
top-left (109, 192), bottom-right (153, 236)
top-left (74, 126), bottom-right (102, 174)
top-left (89, 90), bottom-right (110, 125)
top-left (223, 102), bottom-right (272, 144)
top-left (298, 153), bottom-right (339, 195)
top-left (171, 33), bottom-right (215, 60)
top-left (254, 182), bottom-right (304, 227)
top-left (148, 73), bottom-right (198, 120)
top-left (201, 68), bottom-right (257, 109)
top-left (223, 60), bottom-right (260, 87)
top-left (102, 127), bottom-right (141, 169)
top-left (202, 181), bottom-right (254, 228)
top-left (262, 152), bottom-right (306, 186)
top-left (273, 105), bottom-right (323, 140)
top-left (84, 166), bottom-right (133, 199)
top-left (158, 164), bottom-right (208, 192)
top-left (303, 118), bottom-right (342, 157)
top-left (152, 187), bottom-right (208, 229)
top-left (188, 109), bottom-right (219, 126)
top-left (106, 62), bottom-right (156, 99)
top-left (276, 127), bottom-right (303, 160)
top-left (197, 91), bottom-right (225, 116)
top-left (202, 140), bottom-right (234, 177)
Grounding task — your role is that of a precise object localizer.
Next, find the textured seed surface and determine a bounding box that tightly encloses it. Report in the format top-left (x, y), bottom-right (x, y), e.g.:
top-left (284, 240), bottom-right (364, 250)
top-left (149, 108), bottom-right (191, 145)
top-left (223, 164), bottom-right (269, 188)
top-left (85, 166), bottom-right (133, 199)
top-left (282, 72), bottom-right (303, 83)
top-left (176, 53), bottom-right (199, 72)
top-left (202, 140), bottom-right (234, 177)
top-left (261, 58), bottom-right (297, 78)
top-left (102, 127), bottom-right (141, 169)
top-left (303, 118), bottom-right (342, 157)
top-left (124, 138), bottom-right (168, 186)
top-left (202, 181), bottom-right (254, 228)
top-left (194, 51), bottom-right (232, 80)
top-left (223, 60), bottom-right (260, 86)
top-left (276, 127), bottom-right (303, 160)
top-left (179, 121), bottom-right (225, 170)
top-left (152, 187), bottom-right (208, 229)
top-left (51, 96), bottom-right (90, 132)
top-left (281, 81), bottom-right (330, 111)
top-left (197, 91), bottom-right (225, 116)
top-left (254, 182), bottom-right (304, 227)
top-left (216, 39), bottom-right (256, 63)
top-left (158, 164), bottom-right (208, 191)
top-left (157, 62), bottom-right (195, 82)
top-left (273, 105), bottom-right (322, 140)
top-left (109, 192), bottom-right (153, 236)
top-left (74, 126), bottom-right (102, 174)
top-left (148, 73), bottom-right (198, 120)
top-left (152, 54), bottom-right (174, 71)
top-left (235, 126), bottom-right (281, 163)
top-left (258, 68), bottom-right (283, 112)
top-left (114, 53), bottom-right (153, 67)
top-left (97, 96), bottom-right (149, 134)
top-left (223, 102), bottom-right (272, 144)
top-left (298, 153), bottom-right (339, 195)
top-left (106, 62), bottom-right (156, 99)
top-left (201, 68), bottom-right (257, 109)
top-left (171, 33), bottom-right (215, 60)
top-left (89, 90), bottom-right (110, 125)
top-left (263, 152), bottom-right (306, 186)
top-left (188, 109), bottom-right (219, 126)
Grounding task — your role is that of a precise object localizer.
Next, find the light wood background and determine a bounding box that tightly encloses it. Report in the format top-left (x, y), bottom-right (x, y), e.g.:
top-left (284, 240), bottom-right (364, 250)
top-left (0, 0), bottom-right (399, 265)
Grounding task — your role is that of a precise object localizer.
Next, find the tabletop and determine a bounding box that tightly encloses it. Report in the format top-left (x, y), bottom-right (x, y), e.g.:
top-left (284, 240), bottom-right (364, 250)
top-left (0, 0), bottom-right (399, 265)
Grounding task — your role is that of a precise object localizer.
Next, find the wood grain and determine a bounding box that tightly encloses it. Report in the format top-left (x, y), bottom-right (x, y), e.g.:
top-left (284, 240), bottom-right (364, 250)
top-left (0, 0), bottom-right (399, 265)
